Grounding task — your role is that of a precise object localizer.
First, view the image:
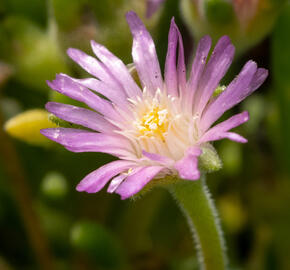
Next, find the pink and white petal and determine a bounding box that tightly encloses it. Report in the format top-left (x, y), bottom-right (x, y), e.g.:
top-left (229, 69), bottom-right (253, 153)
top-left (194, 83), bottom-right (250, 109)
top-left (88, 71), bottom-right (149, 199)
top-left (90, 40), bottom-right (142, 98)
top-left (174, 146), bottom-right (202, 180)
top-left (107, 174), bottom-right (127, 193)
top-left (40, 128), bottom-right (134, 157)
top-left (224, 132), bottom-right (247, 143)
top-left (248, 68), bottom-right (268, 91)
top-left (165, 19), bottom-right (186, 97)
top-left (199, 111), bottom-right (249, 143)
top-left (186, 35), bottom-right (211, 111)
top-left (63, 76), bottom-right (129, 108)
top-left (142, 150), bottom-right (174, 166)
top-left (164, 19), bottom-right (178, 96)
top-left (201, 61), bottom-right (263, 131)
top-left (46, 102), bottom-right (118, 133)
top-left (47, 74), bottom-right (120, 121)
top-left (200, 111), bottom-right (249, 142)
top-left (76, 160), bottom-right (136, 193)
top-left (175, 21), bottom-right (186, 96)
top-left (67, 48), bottom-right (125, 93)
top-left (115, 165), bottom-right (164, 199)
top-left (201, 131), bottom-right (247, 143)
top-left (126, 11), bottom-right (163, 95)
top-left (194, 36), bottom-right (235, 115)
top-left (175, 156), bottom-right (200, 180)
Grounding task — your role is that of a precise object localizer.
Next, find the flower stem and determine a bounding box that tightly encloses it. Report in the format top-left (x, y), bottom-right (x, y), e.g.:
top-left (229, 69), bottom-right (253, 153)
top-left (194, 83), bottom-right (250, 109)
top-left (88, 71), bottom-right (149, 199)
top-left (170, 176), bottom-right (227, 270)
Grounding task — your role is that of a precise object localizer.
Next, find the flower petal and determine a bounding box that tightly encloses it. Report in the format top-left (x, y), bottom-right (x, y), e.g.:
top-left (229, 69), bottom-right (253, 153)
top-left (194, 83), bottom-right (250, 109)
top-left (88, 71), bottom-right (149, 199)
top-left (63, 76), bottom-right (129, 107)
top-left (47, 74), bottom-right (120, 121)
top-left (40, 128), bottom-right (133, 157)
top-left (199, 111), bottom-right (249, 143)
top-left (115, 165), bottom-right (164, 199)
top-left (142, 150), bottom-right (174, 166)
top-left (165, 18), bottom-right (186, 97)
top-left (186, 35), bottom-right (212, 112)
top-left (90, 40), bottom-right (142, 98)
top-left (46, 102), bottom-right (118, 133)
top-left (76, 160), bottom-right (136, 193)
top-left (67, 48), bottom-right (125, 94)
top-left (107, 174), bottom-right (127, 193)
top-left (126, 11), bottom-right (163, 95)
top-left (201, 61), bottom-right (267, 131)
top-left (174, 146), bottom-right (202, 180)
top-left (202, 132), bottom-right (248, 143)
top-left (194, 36), bottom-right (235, 115)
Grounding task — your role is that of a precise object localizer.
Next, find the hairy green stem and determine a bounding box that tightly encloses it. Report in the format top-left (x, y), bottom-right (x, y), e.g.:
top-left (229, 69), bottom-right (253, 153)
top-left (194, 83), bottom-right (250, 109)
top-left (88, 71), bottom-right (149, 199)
top-left (171, 176), bottom-right (227, 270)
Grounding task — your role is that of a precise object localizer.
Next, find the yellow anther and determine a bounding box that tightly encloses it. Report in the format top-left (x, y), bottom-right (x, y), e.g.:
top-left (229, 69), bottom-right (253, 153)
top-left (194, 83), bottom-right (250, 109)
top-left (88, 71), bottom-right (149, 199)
top-left (135, 105), bottom-right (169, 139)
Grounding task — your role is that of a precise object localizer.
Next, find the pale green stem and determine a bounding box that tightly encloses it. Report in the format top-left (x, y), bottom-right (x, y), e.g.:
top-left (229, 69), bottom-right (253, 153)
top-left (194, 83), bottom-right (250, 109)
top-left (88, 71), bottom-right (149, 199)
top-left (170, 175), bottom-right (227, 270)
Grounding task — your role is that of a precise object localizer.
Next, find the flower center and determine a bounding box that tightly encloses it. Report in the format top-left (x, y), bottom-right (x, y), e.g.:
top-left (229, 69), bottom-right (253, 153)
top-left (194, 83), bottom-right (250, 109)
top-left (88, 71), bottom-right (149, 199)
top-left (135, 105), bottom-right (169, 139)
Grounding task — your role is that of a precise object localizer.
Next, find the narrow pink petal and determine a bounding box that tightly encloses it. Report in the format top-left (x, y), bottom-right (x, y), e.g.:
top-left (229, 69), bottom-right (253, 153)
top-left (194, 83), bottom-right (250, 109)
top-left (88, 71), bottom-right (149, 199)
top-left (224, 132), bottom-right (247, 143)
top-left (201, 61), bottom-right (265, 131)
top-left (194, 36), bottom-right (235, 115)
top-left (175, 23), bottom-right (186, 96)
top-left (174, 146), bottom-right (202, 180)
top-left (249, 68), bottom-right (268, 90)
top-left (62, 76), bottom-right (129, 107)
top-left (115, 166), bottom-right (164, 199)
top-left (47, 74), bottom-right (120, 121)
top-left (199, 111), bottom-right (249, 143)
top-left (164, 19), bottom-right (178, 96)
top-left (46, 102), bottom-right (118, 133)
top-left (126, 11), bottom-right (163, 95)
top-left (164, 18), bottom-right (186, 97)
top-left (76, 160), bottom-right (136, 193)
top-left (90, 40), bottom-right (142, 98)
top-left (142, 150), bottom-right (174, 166)
top-left (40, 128), bottom-right (133, 157)
top-left (107, 174), bottom-right (127, 193)
top-left (186, 35), bottom-right (211, 111)
top-left (67, 48), bottom-right (125, 94)
top-left (201, 131), bottom-right (247, 143)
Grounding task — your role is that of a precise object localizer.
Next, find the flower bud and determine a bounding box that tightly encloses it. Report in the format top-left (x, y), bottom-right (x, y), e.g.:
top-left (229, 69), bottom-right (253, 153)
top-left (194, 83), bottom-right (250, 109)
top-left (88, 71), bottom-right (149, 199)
top-left (199, 143), bottom-right (223, 173)
top-left (4, 109), bottom-right (57, 146)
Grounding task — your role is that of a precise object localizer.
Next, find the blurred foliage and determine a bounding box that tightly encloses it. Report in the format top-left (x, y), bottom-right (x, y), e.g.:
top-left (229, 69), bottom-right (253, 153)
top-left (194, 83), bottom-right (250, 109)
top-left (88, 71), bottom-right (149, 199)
top-left (180, 0), bottom-right (287, 55)
top-left (272, 3), bottom-right (290, 173)
top-left (0, 0), bottom-right (290, 270)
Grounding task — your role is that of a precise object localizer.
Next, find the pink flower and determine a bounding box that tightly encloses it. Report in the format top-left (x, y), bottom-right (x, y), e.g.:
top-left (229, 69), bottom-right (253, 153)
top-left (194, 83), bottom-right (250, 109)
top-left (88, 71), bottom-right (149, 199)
top-left (41, 12), bottom-right (268, 199)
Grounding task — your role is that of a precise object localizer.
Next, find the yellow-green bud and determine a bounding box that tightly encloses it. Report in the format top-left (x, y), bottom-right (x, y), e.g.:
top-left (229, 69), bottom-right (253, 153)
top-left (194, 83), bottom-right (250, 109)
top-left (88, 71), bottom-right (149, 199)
top-left (199, 143), bottom-right (223, 173)
top-left (4, 109), bottom-right (57, 146)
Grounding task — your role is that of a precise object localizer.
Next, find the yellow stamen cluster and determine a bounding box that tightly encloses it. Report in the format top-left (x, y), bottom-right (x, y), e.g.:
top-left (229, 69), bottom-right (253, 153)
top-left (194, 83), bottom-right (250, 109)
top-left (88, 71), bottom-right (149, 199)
top-left (136, 106), bottom-right (169, 139)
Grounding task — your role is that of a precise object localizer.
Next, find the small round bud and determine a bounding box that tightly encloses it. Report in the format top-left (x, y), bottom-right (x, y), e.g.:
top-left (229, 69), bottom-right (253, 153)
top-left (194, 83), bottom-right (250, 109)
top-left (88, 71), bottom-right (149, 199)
top-left (199, 143), bottom-right (223, 173)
